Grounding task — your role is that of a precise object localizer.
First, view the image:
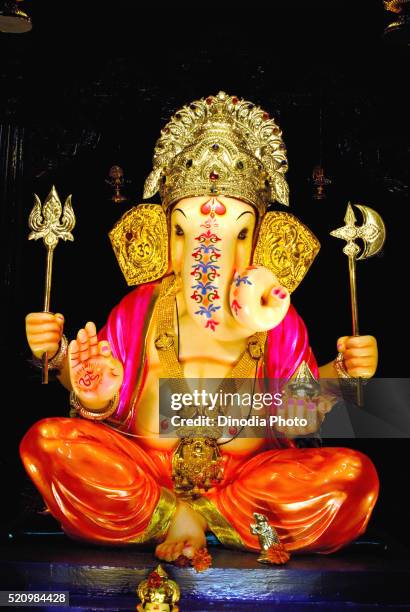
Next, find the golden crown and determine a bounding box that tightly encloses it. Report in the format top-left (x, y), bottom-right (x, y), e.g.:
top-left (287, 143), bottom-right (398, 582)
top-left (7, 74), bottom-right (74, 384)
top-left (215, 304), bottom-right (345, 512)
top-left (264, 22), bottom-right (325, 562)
top-left (143, 91), bottom-right (289, 216)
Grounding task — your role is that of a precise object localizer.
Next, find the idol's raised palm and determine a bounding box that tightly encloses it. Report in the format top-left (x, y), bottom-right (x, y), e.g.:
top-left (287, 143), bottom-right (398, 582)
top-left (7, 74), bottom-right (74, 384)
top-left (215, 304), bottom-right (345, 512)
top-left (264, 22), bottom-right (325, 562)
top-left (68, 321), bottom-right (123, 410)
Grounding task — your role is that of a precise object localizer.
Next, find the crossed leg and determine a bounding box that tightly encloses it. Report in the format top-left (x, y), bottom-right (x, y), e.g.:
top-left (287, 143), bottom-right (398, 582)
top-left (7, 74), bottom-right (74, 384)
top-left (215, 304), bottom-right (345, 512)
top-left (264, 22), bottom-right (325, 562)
top-left (19, 417), bottom-right (175, 545)
top-left (208, 446), bottom-right (379, 553)
top-left (20, 419), bottom-right (379, 555)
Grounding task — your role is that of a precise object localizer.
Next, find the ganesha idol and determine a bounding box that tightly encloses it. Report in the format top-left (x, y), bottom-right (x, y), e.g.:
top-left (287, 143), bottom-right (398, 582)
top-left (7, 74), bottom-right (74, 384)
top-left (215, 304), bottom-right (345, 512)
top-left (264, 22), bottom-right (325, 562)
top-left (22, 91), bottom-right (379, 563)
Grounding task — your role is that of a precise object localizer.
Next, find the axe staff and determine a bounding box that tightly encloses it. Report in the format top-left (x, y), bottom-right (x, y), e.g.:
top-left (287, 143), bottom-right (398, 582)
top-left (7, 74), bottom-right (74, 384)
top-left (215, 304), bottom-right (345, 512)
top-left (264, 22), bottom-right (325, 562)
top-left (330, 203), bottom-right (385, 406)
top-left (28, 186), bottom-right (76, 384)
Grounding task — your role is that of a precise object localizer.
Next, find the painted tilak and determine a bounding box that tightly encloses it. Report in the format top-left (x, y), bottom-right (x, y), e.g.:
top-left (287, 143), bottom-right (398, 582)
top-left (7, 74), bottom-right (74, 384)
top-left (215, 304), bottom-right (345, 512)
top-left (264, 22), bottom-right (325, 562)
top-left (190, 199), bottom-right (224, 331)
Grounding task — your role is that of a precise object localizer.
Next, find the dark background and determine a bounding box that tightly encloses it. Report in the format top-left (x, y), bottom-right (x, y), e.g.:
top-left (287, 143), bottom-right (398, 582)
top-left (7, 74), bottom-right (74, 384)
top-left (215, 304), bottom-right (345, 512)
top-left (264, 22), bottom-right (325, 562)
top-left (0, 1), bottom-right (409, 542)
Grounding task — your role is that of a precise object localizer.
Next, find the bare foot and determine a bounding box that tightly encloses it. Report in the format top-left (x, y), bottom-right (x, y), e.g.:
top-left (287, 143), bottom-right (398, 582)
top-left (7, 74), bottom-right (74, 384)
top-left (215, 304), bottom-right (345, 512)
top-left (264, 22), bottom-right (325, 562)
top-left (155, 500), bottom-right (207, 562)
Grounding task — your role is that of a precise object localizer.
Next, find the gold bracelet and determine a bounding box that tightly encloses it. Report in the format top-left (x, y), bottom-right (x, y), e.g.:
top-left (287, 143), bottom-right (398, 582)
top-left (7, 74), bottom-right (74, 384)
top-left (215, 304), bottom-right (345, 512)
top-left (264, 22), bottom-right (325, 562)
top-left (334, 352), bottom-right (369, 386)
top-left (33, 334), bottom-right (68, 371)
top-left (334, 352), bottom-right (352, 379)
top-left (70, 391), bottom-right (119, 421)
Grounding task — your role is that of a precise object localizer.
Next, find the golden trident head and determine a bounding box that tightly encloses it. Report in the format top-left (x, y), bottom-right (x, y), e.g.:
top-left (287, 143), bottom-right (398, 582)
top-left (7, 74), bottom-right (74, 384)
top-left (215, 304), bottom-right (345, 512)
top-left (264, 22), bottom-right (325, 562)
top-left (28, 185), bottom-right (75, 250)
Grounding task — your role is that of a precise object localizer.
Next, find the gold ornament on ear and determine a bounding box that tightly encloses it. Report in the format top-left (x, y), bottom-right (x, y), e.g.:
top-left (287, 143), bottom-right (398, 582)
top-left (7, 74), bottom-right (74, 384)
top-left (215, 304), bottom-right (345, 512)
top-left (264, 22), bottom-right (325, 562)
top-left (253, 211), bottom-right (320, 293)
top-left (109, 204), bottom-right (168, 286)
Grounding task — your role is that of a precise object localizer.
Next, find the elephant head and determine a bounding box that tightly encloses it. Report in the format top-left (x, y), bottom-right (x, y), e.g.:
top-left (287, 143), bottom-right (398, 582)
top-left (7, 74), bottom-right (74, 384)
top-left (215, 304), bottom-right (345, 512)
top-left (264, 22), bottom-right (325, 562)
top-left (109, 197), bottom-right (320, 342)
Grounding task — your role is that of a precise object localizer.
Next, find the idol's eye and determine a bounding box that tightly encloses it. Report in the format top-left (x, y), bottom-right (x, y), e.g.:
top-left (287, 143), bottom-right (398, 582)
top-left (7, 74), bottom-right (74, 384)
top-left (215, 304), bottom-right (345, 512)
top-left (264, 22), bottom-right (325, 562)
top-left (238, 228), bottom-right (248, 240)
top-left (175, 224), bottom-right (184, 236)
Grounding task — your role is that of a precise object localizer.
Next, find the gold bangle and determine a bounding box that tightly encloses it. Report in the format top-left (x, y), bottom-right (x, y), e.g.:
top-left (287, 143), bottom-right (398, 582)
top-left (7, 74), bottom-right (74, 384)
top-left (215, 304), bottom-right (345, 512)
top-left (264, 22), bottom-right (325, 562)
top-left (334, 352), bottom-right (352, 379)
top-left (334, 352), bottom-right (369, 386)
top-left (70, 391), bottom-right (119, 421)
top-left (33, 334), bottom-right (68, 371)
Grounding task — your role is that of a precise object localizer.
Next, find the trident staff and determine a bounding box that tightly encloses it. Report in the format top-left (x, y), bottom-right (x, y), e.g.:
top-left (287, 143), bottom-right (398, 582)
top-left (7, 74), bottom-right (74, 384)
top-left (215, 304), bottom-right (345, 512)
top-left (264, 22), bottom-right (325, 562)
top-left (330, 203), bottom-right (385, 406)
top-left (28, 186), bottom-right (76, 384)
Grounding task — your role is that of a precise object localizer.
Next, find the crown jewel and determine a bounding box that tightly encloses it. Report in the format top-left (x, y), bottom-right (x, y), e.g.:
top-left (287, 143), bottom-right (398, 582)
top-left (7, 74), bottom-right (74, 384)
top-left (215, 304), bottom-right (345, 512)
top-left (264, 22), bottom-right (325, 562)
top-left (143, 91), bottom-right (289, 216)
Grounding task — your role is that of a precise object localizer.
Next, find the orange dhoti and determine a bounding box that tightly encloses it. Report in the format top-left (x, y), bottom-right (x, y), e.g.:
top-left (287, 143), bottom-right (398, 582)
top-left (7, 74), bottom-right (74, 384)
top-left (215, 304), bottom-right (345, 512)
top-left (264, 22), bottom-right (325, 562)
top-left (20, 416), bottom-right (379, 553)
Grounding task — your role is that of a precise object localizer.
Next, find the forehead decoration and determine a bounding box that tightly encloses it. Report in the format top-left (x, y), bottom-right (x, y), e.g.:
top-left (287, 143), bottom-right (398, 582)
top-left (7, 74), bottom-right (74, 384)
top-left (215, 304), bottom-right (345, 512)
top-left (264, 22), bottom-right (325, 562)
top-left (200, 198), bottom-right (226, 216)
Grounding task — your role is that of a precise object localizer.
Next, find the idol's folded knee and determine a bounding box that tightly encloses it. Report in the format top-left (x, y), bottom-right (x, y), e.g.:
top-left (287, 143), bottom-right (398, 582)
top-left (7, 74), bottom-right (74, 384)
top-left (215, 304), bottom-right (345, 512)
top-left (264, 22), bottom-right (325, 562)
top-left (338, 449), bottom-right (379, 520)
top-left (312, 448), bottom-right (379, 553)
top-left (20, 417), bottom-right (71, 460)
top-left (336, 447), bottom-right (379, 497)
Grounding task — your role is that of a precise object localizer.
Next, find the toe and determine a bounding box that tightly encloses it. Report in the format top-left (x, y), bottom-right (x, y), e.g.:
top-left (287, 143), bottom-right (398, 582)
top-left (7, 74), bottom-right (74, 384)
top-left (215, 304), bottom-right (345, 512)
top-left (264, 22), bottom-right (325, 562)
top-left (155, 543), bottom-right (165, 558)
top-left (155, 542), bottom-right (171, 560)
top-left (171, 541), bottom-right (186, 561)
top-left (182, 543), bottom-right (195, 559)
top-left (162, 544), bottom-right (173, 561)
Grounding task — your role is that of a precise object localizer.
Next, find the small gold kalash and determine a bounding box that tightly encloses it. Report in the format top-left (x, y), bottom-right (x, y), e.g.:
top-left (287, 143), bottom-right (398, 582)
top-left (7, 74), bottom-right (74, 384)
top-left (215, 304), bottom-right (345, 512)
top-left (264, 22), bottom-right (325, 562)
top-left (137, 564), bottom-right (180, 611)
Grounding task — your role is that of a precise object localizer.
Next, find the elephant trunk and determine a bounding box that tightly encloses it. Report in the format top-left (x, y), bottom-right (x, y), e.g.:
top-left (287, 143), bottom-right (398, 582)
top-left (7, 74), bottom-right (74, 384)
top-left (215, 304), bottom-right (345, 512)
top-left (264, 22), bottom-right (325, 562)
top-left (180, 222), bottom-right (289, 339)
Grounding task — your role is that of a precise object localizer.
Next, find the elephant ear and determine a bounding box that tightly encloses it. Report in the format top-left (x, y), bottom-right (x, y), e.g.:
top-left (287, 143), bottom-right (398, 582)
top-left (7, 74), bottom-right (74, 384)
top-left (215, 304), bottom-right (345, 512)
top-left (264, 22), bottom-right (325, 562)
top-left (252, 211), bottom-right (320, 293)
top-left (109, 204), bottom-right (168, 286)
